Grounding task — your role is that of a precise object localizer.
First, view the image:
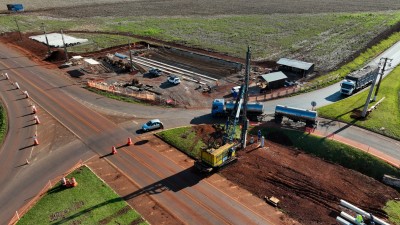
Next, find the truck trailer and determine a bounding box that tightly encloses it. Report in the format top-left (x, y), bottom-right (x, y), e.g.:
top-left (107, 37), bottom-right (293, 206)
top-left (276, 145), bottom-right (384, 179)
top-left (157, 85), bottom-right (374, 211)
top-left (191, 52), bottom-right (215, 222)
top-left (211, 99), bottom-right (264, 121)
top-left (340, 65), bottom-right (379, 96)
top-left (275, 105), bottom-right (318, 127)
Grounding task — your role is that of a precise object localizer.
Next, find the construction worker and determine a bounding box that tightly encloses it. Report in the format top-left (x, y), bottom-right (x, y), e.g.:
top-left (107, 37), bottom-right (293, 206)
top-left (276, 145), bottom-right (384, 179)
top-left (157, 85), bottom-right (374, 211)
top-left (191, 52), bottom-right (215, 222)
top-left (355, 214), bottom-right (364, 224)
top-left (260, 136), bottom-right (265, 148)
top-left (250, 136), bottom-right (254, 144)
top-left (257, 130), bottom-right (262, 142)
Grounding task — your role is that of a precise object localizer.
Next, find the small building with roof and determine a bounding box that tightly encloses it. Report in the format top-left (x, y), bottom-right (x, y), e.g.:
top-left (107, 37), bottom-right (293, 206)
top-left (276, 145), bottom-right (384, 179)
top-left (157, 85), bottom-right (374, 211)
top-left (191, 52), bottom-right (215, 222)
top-left (258, 71), bottom-right (288, 90)
top-left (277, 58), bottom-right (314, 77)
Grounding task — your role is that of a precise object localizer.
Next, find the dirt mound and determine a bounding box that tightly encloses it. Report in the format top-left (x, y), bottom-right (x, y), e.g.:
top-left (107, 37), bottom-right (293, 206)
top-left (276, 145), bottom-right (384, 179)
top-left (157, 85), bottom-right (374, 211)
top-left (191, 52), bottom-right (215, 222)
top-left (220, 140), bottom-right (398, 225)
top-left (192, 124), bottom-right (225, 149)
top-left (0, 32), bottom-right (49, 59)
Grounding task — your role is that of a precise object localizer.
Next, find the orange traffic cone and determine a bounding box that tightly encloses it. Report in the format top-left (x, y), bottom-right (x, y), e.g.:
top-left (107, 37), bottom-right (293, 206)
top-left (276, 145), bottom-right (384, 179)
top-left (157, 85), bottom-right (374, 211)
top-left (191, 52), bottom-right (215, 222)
top-left (34, 137), bottom-right (39, 145)
top-left (34, 115), bottom-right (40, 124)
top-left (112, 146), bottom-right (117, 155)
top-left (127, 138), bottom-right (133, 146)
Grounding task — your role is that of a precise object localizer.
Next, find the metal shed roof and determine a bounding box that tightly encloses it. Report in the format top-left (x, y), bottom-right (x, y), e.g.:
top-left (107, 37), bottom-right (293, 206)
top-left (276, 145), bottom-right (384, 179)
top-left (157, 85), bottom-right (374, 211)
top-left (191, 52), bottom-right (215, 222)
top-left (277, 58), bottom-right (314, 71)
top-left (259, 71), bottom-right (287, 83)
top-left (84, 58), bottom-right (100, 65)
top-left (29, 33), bottom-right (88, 48)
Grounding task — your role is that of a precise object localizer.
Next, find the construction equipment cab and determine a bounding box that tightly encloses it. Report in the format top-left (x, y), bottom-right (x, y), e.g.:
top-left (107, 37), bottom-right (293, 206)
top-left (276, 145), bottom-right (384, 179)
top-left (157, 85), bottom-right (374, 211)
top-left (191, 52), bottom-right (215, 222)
top-left (194, 143), bottom-right (237, 173)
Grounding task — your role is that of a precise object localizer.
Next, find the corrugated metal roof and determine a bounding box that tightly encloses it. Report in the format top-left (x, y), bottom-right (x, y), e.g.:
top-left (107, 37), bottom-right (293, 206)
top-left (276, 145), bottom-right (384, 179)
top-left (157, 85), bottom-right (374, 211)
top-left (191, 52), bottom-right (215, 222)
top-left (84, 58), bottom-right (100, 65)
top-left (277, 58), bottom-right (314, 70)
top-left (260, 71), bottom-right (287, 83)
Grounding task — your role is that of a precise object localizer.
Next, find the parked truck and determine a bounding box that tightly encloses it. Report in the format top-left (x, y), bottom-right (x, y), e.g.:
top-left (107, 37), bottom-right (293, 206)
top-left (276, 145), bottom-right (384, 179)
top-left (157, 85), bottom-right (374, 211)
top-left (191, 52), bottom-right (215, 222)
top-left (340, 65), bottom-right (379, 96)
top-left (7, 4), bottom-right (24, 12)
top-left (211, 99), bottom-right (264, 121)
top-left (274, 105), bottom-right (318, 127)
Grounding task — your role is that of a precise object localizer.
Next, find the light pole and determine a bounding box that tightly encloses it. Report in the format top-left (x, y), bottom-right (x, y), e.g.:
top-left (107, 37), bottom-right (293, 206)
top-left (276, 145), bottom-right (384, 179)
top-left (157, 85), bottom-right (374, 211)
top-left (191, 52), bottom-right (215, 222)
top-left (41, 23), bottom-right (51, 55)
top-left (14, 17), bottom-right (22, 41)
top-left (128, 40), bottom-right (133, 72)
top-left (373, 57), bottom-right (392, 101)
top-left (60, 29), bottom-right (69, 62)
top-left (361, 71), bottom-right (380, 118)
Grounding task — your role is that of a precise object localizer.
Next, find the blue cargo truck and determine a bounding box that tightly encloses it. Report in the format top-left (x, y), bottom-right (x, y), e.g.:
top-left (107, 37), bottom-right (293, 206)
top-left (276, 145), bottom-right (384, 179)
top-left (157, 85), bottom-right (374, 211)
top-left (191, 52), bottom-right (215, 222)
top-left (211, 99), bottom-right (265, 121)
top-left (7, 4), bottom-right (24, 12)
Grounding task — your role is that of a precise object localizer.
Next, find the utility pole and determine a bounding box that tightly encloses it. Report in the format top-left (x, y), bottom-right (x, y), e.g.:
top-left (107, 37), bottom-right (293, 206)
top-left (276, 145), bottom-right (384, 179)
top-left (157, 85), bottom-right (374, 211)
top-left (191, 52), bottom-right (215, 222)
top-left (14, 17), bottom-right (22, 41)
top-left (128, 40), bottom-right (133, 72)
top-left (41, 23), bottom-right (51, 55)
top-left (60, 29), bottom-right (69, 62)
top-left (361, 71), bottom-right (380, 118)
top-left (373, 57), bottom-right (392, 101)
top-left (240, 46), bottom-right (251, 149)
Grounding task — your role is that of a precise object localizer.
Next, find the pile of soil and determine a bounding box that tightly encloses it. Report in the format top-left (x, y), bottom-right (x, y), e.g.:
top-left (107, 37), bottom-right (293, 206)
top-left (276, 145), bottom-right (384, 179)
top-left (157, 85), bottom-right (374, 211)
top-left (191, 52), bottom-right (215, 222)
top-left (0, 32), bottom-right (49, 60)
top-left (192, 124), bottom-right (225, 149)
top-left (194, 124), bottom-right (398, 225)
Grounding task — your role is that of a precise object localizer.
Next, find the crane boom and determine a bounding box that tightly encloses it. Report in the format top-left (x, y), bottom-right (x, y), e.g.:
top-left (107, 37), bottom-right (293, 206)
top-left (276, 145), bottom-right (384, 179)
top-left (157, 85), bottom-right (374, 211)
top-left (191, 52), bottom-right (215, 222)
top-left (223, 46), bottom-right (251, 145)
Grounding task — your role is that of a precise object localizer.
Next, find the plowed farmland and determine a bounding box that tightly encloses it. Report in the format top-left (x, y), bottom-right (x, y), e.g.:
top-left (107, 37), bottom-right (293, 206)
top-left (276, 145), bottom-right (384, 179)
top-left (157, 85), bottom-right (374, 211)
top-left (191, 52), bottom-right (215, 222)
top-left (13, 0), bottom-right (400, 17)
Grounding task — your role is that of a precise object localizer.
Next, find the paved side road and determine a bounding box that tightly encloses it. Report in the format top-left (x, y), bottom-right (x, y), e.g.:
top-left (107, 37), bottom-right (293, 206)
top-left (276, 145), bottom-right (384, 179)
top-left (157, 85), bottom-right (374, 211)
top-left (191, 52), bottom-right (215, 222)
top-left (315, 118), bottom-right (400, 167)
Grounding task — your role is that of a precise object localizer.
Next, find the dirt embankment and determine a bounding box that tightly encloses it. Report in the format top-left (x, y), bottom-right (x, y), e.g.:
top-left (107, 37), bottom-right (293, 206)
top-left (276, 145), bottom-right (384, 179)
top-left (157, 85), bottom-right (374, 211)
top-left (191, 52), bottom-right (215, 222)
top-left (193, 124), bottom-right (398, 225)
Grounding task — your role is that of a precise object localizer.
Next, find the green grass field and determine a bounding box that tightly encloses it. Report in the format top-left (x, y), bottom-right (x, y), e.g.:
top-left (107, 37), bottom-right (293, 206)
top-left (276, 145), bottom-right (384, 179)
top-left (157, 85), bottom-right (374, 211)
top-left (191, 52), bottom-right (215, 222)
top-left (156, 126), bottom-right (206, 158)
top-left (2, 11), bottom-right (400, 71)
top-left (17, 166), bottom-right (147, 225)
top-left (157, 125), bottom-right (240, 159)
top-left (68, 33), bottom-right (139, 53)
top-left (318, 65), bottom-right (400, 139)
top-left (385, 200), bottom-right (400, 225)
top-left (0, 105), bottom-right (6, 144)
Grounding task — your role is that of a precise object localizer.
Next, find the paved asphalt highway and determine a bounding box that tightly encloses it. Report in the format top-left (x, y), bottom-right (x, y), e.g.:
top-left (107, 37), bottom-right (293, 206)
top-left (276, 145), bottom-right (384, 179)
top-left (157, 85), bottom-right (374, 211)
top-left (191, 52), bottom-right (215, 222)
top-left (0, 43), bottom-right (277, 224)
top-left (1, 39), bottom-right (400, 224)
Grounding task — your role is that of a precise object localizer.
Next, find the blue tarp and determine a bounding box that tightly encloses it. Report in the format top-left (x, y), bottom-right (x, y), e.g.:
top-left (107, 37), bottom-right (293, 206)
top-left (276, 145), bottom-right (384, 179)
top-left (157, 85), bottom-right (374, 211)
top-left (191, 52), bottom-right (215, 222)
top-left (115, 53), bottom-right (128, 59)
top-left (7, 4), bottom-right (24, 12)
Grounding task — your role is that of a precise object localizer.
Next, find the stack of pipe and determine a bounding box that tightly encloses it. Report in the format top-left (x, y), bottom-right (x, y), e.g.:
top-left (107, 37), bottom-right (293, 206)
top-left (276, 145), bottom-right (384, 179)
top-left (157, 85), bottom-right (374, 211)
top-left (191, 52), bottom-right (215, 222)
top-left (340, 199), bottom-right (390, 225)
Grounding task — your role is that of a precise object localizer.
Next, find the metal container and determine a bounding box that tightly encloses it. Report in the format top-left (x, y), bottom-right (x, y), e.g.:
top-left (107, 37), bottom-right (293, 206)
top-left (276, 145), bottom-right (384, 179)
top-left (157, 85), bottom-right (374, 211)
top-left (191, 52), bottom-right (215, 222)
top-left (275, 105), bottom-right (317, 122)
top-left (225, 101), bottom-right (264, 115)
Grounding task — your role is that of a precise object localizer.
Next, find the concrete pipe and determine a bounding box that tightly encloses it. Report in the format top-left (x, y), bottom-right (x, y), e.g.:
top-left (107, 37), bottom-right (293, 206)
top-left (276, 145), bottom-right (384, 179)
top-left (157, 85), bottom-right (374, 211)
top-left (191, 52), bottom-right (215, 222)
top-left (336, 216), bottom-right (353, 225)
top-left (340, 211), bottom-right (356, 223)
